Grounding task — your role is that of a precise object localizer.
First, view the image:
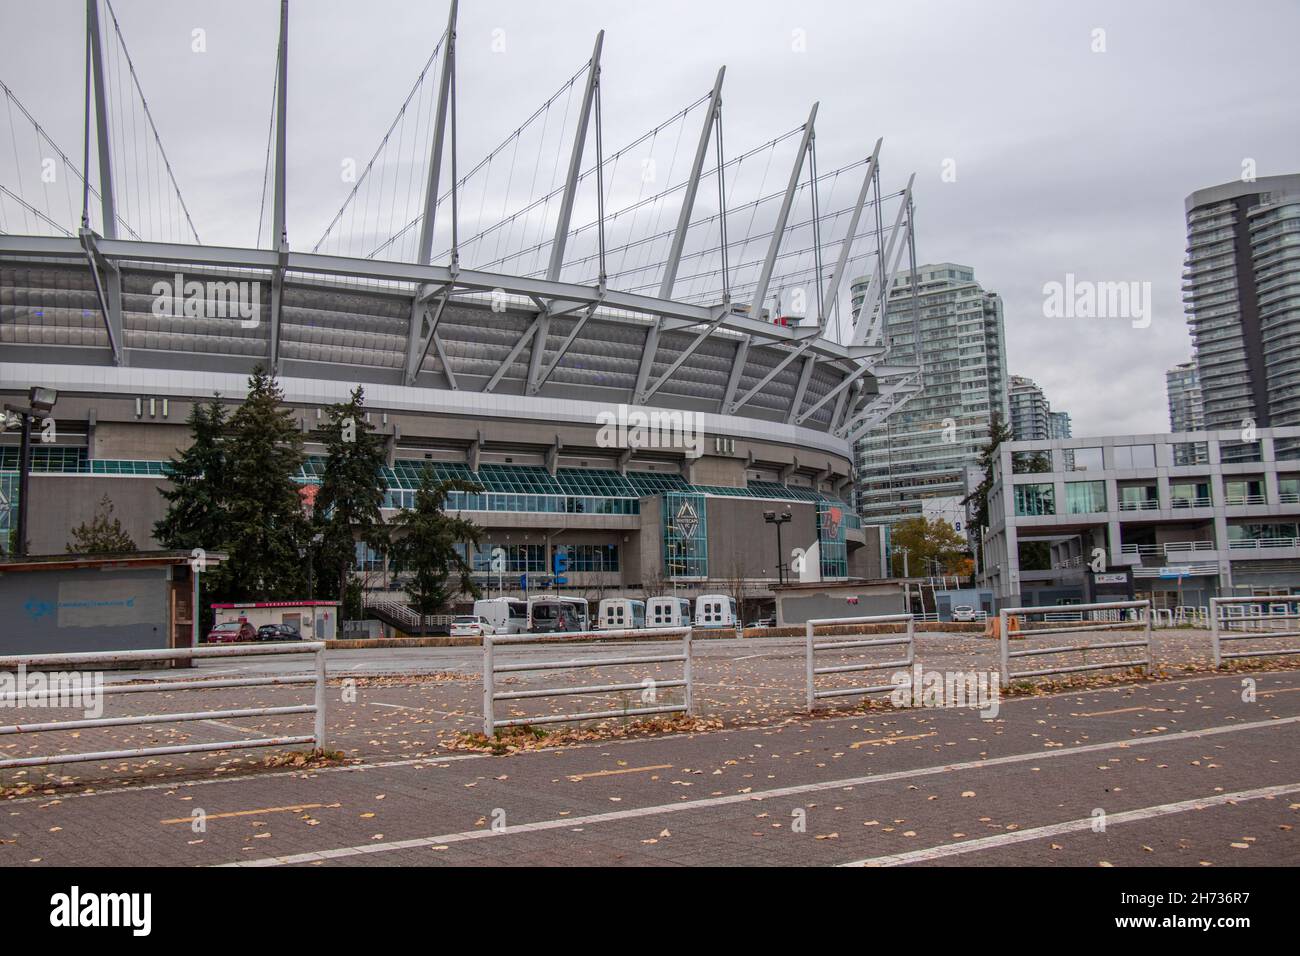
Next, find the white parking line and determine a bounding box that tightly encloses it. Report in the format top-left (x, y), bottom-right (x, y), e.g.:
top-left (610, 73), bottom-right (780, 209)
top-left (222, 714), bottom-right (1300, 866)
top-left (840, 782), bottom-right (1300, 867)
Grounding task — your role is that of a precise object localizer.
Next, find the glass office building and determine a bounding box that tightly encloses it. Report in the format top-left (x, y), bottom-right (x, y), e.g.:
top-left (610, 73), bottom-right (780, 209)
top-left (848, 263), bottom-right (1010, 528)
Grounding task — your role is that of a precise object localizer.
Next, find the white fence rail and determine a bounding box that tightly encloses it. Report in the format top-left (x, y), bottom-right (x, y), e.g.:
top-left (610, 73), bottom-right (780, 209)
top-left (999, 600), bottom-right (1152, 684)
top-left (805, 614), bottom-right (915, 711)
top-left (0, 642), bottom-right (327, 770)
top-left (482, 627), bottom-right (692, 736)
top-left (1210, 595), bottom-right (1300, 666)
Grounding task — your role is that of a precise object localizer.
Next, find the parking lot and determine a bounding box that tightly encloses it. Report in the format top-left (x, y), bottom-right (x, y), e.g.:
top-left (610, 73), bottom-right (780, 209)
top-left (2, 665), bottom-right (1297, 867)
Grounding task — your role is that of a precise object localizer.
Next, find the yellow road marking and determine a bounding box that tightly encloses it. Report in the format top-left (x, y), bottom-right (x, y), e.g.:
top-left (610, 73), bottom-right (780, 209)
top-left (849, 732), bottom-right (935, 749)
top-left (566, 764), bottom-right (673, 782)
top-left (160, 803), bottom-right (334, 825)
top-left (1076, 706), bottom-right (1168, 717)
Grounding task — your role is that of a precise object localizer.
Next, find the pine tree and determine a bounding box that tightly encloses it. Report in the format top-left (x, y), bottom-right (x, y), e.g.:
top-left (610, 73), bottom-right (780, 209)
top-left (67, 495), bottom-right (137, 554)
top-left (219, 366), bottom-right (309, 601)
top-left (314, 386), bottom-right (389, 606)
top-left (963, 410), bottom-right (1013, 534)
top-left (154, 397), bottom-right (230, 551)
top-left (388, 471), bottom-right (483, 616)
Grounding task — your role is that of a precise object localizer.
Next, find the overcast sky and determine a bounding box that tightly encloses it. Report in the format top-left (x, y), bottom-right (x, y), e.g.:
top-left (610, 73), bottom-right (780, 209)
top-left (2, 0), bottom-right (1297, 436)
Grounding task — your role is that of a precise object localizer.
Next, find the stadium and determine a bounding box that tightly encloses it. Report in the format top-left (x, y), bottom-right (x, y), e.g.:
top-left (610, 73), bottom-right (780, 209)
top-left (0, 1), bottom-right (922, 611)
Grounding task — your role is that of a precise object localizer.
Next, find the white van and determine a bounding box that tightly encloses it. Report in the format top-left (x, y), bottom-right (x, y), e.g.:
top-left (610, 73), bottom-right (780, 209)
top-left (527, 594), bottom-right (590, 633)
top-left (472, 597), bottom-right (528, 635)
top-left (695, 594), bottom-right (738, 628)
top-left (646, 596), bottom-right (692, 628)
top-left (597, 598), bottom-right (645, 631)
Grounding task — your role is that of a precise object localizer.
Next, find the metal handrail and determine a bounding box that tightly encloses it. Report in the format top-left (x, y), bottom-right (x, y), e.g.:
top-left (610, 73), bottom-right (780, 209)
top-left (1211, 595), bottom-right (1300, 666)
top-left (0, 642), bottom-right (327, 770)
top-left (482, 627), bottom-right (692, 735)
top-left (805, 614), bottom-right (915, 710)
top-left (999, 600), bottom-right (1152, 683)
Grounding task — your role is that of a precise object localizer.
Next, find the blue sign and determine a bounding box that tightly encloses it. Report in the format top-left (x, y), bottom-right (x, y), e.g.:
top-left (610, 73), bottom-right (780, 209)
top-left (552, 551), bottom-right (569, 585)
top-left (519, 574), bottom-right (528, 590)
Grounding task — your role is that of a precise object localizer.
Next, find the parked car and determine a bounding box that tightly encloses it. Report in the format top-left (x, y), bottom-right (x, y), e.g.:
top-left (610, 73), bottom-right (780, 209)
top-left (951, 605), bottom-right (979, 622)
top-left (206, 620), bottom-right (257, 643)
top-left (257, 623), bottom-right (301, 642)
top-left (449, 615), bottom-right (495, 638)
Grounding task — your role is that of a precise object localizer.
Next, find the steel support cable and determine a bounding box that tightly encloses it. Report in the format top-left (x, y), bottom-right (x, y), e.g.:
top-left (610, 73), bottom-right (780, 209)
top-left (4, 89), bottom-right (31, 232)
top-left (476, 125), bottom-right (807, 276)
top-left (389, 62), bottom-right (587, 264)
top-left (613, 124), bottom-right (659, 278)
top-left (311, 34), bottom-right (445, 251)
top-left (584, 201), bottom-right (869, 290)
top-left (534, 76), bottom-right (578, 274)
top-left (575, 163), bottom-right (881, 282)
top-left (104, 0), bottom-right (198, 241)
top-left (632, 108), bottom-right (690, 285)
top-left (458, 93), bottom-right (714, 268)
top-left (256, 50), bottom-right (279, 251)
top-left (524, 182), bottom-right (887, 294)
top-left (676, 247), bottom-right (881, 307)
top-left (0, 183), bottom-right (72, 236)
top-left (31, 88), bottom-right (52, 234)
top-left (616, 221), bottom-right (874, 298)
top-left (498, 139), bottom-right (522, 263)
top-left (80, 25), bottom-right (92, 230)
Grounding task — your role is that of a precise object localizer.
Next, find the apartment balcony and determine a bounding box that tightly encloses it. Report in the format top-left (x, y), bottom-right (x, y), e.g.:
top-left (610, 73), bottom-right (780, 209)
top-left (1227, 536), bottom-right (1300, 554)
top-left (1121, 540), bottom-right (1218, 559)
top-left (1224, 494), bottom-right (1268, 506)
top-left (1170, 496), bottom-right (1214, 509)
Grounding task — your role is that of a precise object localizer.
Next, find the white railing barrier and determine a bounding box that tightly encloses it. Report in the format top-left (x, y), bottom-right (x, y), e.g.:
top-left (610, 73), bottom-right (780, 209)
top-left (482, 627), bottom-right (692, 736)
top-left (999, 600), bottom-right (1152, 684)
top-left (1210, 595), bottom-right (1300, 666)
top-left (805, 614), bottom-right (915, 712)
top-left (0, 642), bottom-right (327, 770)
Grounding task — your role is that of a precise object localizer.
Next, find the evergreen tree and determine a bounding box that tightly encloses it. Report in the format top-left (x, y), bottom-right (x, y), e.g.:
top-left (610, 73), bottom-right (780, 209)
top-left (66, 495), bottom-right (137, 553)
top-left (314, 386), bottom-right (389, 605)
top-left (219, 366), bottom-right (308, 600)
top-left (963, 410), bottom-right (1013, 533)
top-left (388, 471), bottom-right (483, 616)
top-left (154, 397), bottom-right (230, 551)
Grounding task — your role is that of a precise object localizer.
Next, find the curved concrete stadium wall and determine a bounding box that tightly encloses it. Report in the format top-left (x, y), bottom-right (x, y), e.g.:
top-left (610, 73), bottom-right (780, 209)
top-left (1, 260), bottom-right (861, 435)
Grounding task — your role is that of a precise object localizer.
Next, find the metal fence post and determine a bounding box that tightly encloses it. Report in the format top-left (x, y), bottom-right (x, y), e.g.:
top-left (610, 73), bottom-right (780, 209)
top-left (482, 635), bottom-right (496, 737)
top-left (683, 627), bottom-right (694, 716)
top-left (1142, 599), bottom-right (1153, 675)
top-left (998, 609), bottom-right (1009, 685)
top-left (1210, 597), bottom-right (1221, 668)
top-left (313, 644), bottom-right (327, 751)
top-left (905, 614), bottom-right (915, 665)
top-left (805, 620), bottom-right (815, 712)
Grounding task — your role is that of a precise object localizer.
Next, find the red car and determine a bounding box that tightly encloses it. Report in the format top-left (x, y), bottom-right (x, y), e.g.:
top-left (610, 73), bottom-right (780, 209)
top-left (206, 620), bottom-right (257, 644)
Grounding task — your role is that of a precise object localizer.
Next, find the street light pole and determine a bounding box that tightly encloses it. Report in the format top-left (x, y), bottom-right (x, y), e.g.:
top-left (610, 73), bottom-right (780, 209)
top-left (763, 510), bottom-right (792, 587)
top-left (14, 410), bottom-right (32, 557)
top-left (5, 387), bottom-right (58, 557)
